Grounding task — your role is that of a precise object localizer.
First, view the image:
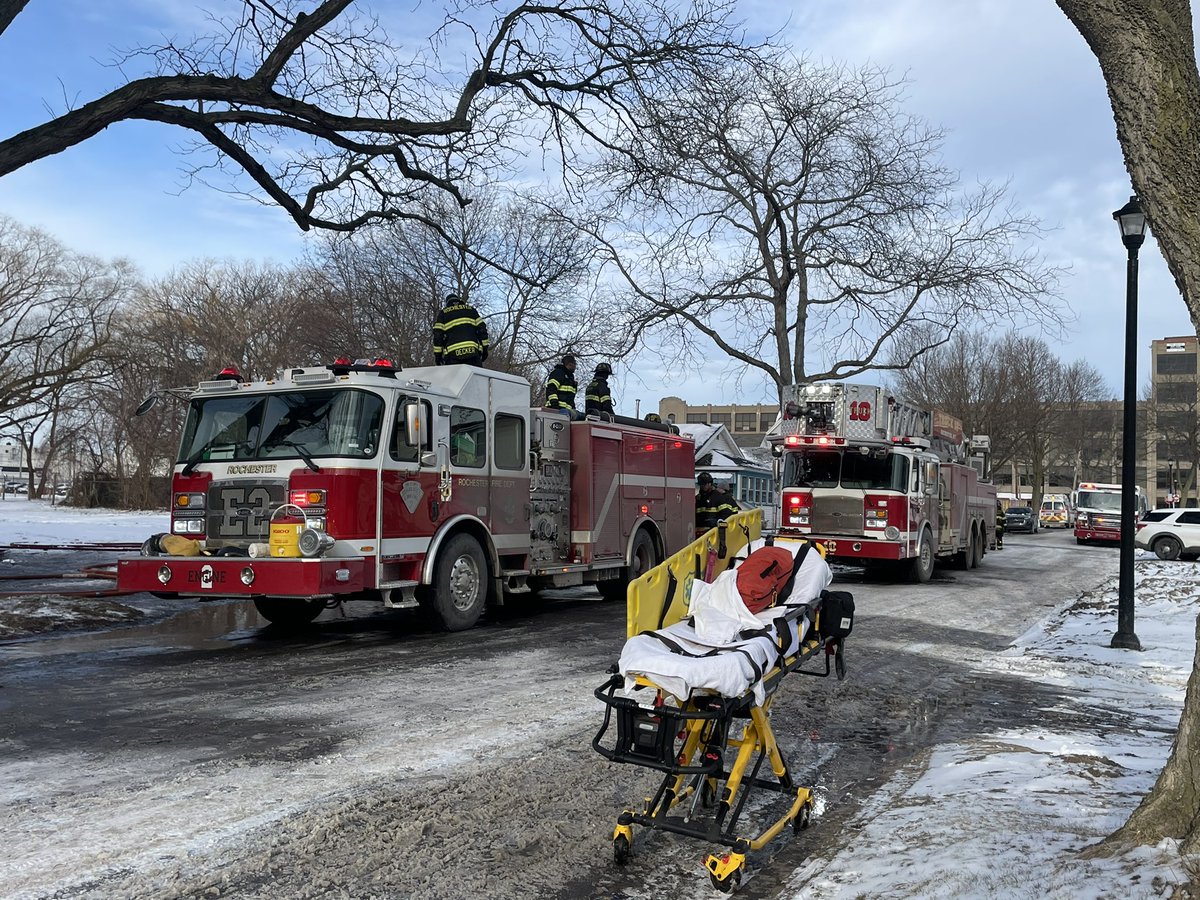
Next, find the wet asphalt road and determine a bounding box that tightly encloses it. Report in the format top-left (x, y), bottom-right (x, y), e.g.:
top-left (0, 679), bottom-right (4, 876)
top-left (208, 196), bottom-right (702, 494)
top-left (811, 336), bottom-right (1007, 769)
top-left (0, 528), bottom-right (1117, 899)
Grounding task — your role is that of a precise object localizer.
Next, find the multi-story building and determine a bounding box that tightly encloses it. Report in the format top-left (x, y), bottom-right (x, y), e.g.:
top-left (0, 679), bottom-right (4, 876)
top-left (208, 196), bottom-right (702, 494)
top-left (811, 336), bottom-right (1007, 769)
top-left (657, 397), bottom-right (778, 448)
top-left (1147, 335), bottom-right (1199, 507)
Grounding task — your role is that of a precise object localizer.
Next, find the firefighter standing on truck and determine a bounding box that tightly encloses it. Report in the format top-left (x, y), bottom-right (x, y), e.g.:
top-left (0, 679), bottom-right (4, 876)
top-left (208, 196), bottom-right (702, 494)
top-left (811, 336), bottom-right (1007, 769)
top-left (545, 354), bottom-right (579, 417)
top-left (585, 362), bottom-right (615, 416)
top-left (695, 472), bottom-right (738, 532)
top-left (433, 293), bottom-right (489, 366)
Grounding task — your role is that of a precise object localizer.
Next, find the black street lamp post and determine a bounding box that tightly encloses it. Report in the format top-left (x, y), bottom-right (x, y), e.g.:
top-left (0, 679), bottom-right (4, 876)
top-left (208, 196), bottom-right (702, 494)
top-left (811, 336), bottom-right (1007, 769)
top-left (1112, 195), bottom-right (1145, 652)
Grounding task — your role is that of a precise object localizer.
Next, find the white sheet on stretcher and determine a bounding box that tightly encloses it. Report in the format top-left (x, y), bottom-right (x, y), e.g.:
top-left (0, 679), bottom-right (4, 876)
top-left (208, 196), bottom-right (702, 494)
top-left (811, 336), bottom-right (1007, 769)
top-left (619, 540), bottom-right (832, 705)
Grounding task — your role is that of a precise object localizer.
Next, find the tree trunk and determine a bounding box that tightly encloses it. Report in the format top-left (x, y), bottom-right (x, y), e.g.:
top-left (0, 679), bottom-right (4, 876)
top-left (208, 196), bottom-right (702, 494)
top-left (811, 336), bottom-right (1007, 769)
top-left (1057, 0), bottom-right (1200, 859)
top-left (1099, 614), bottom-right (1200, 857)
top-left (1056, 0), bottom-right (1200, 333)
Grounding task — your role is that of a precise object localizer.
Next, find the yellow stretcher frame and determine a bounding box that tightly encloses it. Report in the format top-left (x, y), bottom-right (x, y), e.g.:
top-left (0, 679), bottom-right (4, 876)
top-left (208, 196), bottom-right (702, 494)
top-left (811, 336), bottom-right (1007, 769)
top-left (597, 512), bottom-right (841, 894)
top-left (626, 508), bottom-right (763, 638)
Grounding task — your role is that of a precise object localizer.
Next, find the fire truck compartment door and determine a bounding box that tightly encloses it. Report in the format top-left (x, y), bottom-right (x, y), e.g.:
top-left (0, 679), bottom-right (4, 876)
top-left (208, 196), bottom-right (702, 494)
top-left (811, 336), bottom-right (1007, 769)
top-left (591, 432), bottom-right (624, 559)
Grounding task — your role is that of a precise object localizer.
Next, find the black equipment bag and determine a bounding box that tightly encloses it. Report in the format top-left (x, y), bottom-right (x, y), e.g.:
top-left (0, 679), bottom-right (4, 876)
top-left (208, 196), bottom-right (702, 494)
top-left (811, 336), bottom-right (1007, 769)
top-left (818, 590), bottom-right (855, 640)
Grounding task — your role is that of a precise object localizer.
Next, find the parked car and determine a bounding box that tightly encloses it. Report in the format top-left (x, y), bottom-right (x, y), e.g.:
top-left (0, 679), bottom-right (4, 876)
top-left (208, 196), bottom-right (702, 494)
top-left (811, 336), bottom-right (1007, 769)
top-left (1135, 508), bottom-right (1200, 560)
top-left (1005, 506), bottom-right (1038, 533)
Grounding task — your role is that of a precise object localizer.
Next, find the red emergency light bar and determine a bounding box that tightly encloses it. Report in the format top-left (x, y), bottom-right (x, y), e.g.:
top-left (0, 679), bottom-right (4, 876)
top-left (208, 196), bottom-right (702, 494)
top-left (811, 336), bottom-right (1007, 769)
top-left (784, 434), bottom-right (845, 447)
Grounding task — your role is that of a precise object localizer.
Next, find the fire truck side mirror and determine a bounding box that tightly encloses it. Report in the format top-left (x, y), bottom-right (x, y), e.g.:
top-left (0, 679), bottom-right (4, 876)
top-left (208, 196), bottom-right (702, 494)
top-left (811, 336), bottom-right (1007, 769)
top-left (404, 401), bottom-right (429, 452)
top-left (134, 395), bottom-right (158, 417)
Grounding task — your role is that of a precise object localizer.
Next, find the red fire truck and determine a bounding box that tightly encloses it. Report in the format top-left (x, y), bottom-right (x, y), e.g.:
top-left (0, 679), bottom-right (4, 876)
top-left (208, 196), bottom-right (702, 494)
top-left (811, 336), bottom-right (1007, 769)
top-left (770, 382), bottom-right (996, 582)
top-left (1073, 481), bottom-right (1147, 544)
top-left (117, 362), bottom-right (695, 629)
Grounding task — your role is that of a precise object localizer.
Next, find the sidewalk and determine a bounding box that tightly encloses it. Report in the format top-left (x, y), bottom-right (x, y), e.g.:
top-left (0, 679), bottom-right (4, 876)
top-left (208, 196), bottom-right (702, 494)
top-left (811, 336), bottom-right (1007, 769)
top-left (789, 560), bottom-right (1199, 899)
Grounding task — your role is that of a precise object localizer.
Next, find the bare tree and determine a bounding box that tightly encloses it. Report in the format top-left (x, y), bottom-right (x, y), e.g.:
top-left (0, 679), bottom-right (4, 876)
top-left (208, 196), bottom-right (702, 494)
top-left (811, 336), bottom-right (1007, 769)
top-left (308, 189), bottom-right (615, 385)
top-left (1056, 0), bottom-right (1200, 862)
top-left (891, 329), bottom-right (1112, 504)
top-left (579, 58), bottom-right (1065, 400)
top-left (0, 1), bottom-right (750, 236)
top-left (0, 216), bottom-right (128, 423)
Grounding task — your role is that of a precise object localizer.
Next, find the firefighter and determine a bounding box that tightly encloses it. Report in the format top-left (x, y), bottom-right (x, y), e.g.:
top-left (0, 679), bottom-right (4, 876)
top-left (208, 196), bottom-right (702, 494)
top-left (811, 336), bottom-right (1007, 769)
top-left (545, 354), bottom-right (579, 416)
top-left (996, 501), bottom-right (1006, 549)
top-left (695, 472), bottom-right (738, 532)
top-left (432, 293), bottom-right (489, 366)
top-left (585, 362), bottom-right (614, 417)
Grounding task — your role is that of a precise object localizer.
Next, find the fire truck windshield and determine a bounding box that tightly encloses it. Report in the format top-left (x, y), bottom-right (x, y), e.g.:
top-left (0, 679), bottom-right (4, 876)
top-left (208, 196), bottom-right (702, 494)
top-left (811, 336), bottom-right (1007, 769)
top-left (783, 448), bottom-right (909, 492)
top-left (1076, 490), bottom-right (1122, 512)
top-left (178, 389), bottom-right (385, 466)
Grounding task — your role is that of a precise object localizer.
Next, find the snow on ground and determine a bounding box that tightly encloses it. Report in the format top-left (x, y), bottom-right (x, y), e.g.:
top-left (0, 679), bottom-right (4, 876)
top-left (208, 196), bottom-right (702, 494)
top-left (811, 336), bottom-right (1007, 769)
top-left (0, 502), bottom-right (169, 638)
top-left (787, 560), bottom-right (1200, 898)
top-left (0, 499), bottom-right (168, 545)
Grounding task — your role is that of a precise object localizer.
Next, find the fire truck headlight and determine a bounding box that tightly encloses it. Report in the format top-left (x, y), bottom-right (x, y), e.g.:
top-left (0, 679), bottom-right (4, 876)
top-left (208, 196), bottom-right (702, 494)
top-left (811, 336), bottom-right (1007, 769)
top-left (186, 519), bottom-right (204, 534)
top-left (884, 526), bottom-right (900, 541)
top-left (240, 566), bottom-right (255, 586)
top-left (172, 519), bottom-right (189, 534)
top-left (157, 565), bottom-right (172, 584)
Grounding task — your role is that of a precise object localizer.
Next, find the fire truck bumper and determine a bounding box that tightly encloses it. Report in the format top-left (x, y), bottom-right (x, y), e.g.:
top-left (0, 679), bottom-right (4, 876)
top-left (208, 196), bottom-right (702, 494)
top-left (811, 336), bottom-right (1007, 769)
top-left (116, 556), bottom-right (368, 598)
top-left (792, 534), bottom-right (905, 561)
top-left (1074, 528), bottom-right (1120, 542)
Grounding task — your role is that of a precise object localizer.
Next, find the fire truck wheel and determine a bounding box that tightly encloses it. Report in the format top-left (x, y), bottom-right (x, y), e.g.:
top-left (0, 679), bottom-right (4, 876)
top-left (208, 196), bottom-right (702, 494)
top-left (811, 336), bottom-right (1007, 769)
top-left (430, 533), bottom-right (489, 630)
top-left (970, 528), bottom-right (983, 568)
top-left (909, 529), bottom-right (934, 584)
top-left (598, 529), bottom-right (658, 602)
top-left (252, 597), bottom-right (325, 628)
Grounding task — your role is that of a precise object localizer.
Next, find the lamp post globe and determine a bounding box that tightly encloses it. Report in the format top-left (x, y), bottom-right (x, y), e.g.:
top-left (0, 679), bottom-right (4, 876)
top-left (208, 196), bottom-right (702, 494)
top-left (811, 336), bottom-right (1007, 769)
top-left (1111, 193), bottom-right (1144, 652)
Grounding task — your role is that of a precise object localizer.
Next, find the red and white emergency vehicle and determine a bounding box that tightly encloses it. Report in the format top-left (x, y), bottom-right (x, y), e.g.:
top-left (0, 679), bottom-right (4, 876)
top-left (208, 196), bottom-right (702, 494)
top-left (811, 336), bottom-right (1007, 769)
top-left (117, 362), bottom-right (695, 629)
top-left (770, 382), bottom-right (996, 582)
top-left (1073, 481), bottom-right (1147, 544)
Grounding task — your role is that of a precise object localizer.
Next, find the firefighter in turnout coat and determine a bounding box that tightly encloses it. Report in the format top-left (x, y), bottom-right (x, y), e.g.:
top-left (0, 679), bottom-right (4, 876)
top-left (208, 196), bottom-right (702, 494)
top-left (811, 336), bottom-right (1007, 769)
top-left (584, 362), bottom-right (614, 416)
top-left (432, 294), bottom-right (489, 366)
top-left (545, 354), bottom-right (579, 416)
top-left (695, 472), bottom-right (739, 532)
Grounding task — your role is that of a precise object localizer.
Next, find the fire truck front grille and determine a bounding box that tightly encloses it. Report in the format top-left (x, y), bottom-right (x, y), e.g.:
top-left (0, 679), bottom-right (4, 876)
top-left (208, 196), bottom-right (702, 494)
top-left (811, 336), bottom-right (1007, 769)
top-left (811, 495), bottom-right (864, 536)
top-left (205, 480), bottom-right (287, 544)
top-left (1090, 513), bottom-right (1121, 530)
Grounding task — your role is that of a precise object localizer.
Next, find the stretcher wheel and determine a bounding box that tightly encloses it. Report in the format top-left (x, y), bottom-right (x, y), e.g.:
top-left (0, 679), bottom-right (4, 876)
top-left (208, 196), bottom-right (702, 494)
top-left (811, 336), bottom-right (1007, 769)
top-left (793, 800), bottom-right (813, 831)
top-left (700, 778), bottom-right (717, 809)
top-left (613, 834), bottom-right (631, 865)
top-left (709, 868), bottom-right (741, 894)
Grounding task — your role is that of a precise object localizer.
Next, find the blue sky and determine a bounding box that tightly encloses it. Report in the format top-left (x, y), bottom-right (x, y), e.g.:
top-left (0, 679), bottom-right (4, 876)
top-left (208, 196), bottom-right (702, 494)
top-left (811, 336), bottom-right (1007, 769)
top-left (0, 0), bottom-right (1194, 411)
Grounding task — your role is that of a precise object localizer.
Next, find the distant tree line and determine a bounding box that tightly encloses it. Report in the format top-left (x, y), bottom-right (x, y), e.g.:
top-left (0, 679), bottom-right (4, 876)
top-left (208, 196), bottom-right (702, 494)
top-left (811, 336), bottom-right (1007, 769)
top-left (890, 330), bottom-right (1119, 512)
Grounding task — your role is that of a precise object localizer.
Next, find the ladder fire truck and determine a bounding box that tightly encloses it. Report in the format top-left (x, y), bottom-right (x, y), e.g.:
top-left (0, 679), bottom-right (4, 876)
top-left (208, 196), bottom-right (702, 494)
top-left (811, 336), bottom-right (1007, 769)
top-left (117, 362), bottom-right (695, 629)
top-left (770, 382), bottom-right (996, 582)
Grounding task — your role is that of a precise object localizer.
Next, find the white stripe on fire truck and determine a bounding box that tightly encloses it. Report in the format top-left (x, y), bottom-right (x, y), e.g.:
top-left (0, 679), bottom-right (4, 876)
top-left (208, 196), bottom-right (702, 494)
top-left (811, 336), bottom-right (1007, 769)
top-left (379, 533), bottom-right (529, 556)
top-left (620, 475), bottom-right (695, 490)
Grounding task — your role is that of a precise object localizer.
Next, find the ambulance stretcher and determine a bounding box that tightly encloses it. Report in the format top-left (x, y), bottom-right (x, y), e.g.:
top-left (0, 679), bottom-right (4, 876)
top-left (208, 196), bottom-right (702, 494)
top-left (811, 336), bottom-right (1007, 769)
top-left (592, 511), bottom-right (853, 893)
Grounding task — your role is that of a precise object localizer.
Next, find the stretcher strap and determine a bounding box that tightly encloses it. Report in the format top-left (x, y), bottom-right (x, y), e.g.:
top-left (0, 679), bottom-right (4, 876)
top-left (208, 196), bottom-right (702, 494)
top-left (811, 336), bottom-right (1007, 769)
top-left (657, 569), bottom-right (679, 630)
top-left (637, 630), bottom-right (765, 685)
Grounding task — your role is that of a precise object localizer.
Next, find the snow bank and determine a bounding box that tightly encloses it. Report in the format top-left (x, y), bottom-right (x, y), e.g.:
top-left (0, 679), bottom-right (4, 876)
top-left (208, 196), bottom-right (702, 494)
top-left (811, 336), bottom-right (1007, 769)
top-left (0, 499), bottom-right (167, 545)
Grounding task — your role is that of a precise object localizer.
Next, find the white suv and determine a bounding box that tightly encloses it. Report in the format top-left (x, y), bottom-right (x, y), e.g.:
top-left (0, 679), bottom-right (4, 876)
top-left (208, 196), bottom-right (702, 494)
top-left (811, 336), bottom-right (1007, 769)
top-left (1135, 508), bottom-right (1200, 560)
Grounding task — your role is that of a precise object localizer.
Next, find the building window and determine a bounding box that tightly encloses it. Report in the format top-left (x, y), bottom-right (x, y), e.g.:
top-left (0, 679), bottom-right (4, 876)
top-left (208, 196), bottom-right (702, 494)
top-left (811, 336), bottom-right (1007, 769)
top-left (1157, 382), bottom-right (1197, 403)
top-left (735, 412), bottom-right (757, 432)
top-left (686, 413), bottom-right (707, 424)
top-left (760, 412), bottom-right (776, 431)
top-left (710, 413), bottom-right (731, 426)
top-left (1158, 352), bottom-right (1197, 375)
